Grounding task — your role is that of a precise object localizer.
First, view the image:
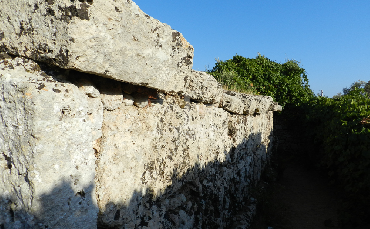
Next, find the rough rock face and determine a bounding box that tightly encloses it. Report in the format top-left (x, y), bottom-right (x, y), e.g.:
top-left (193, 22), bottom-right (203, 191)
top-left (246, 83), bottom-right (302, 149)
top-left (0, 55), bottom-right (279, 228)
top-left (0, 0), bottom-right (196, 93)
top-left (0, 1), bottom-right (282, 228)
top-left (96, 97), bottom-right (274, 228)
top-left (222, 90), bottom-right (281, 115)
top-left (0, 55), bottom-right (99, 228)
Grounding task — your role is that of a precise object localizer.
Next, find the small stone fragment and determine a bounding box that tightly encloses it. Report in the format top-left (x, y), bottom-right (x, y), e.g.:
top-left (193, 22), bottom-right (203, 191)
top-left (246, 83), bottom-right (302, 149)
top-left (123, 93), bottom-right (134, 106)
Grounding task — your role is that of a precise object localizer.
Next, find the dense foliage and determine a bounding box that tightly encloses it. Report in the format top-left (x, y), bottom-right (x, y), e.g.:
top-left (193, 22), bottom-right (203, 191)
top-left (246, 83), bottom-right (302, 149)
top-left (207, 54), bottom-right (314, 106)
top-left (300, 88), bottom-right (370, 226)
top-left (208, 55), bottom-right (370, 226)
top-left (333, 80), bottom-right (370, 98)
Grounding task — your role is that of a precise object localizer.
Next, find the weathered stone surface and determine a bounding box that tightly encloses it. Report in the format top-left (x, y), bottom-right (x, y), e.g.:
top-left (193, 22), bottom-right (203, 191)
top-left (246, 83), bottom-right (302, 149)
top-left (184, 70), bottom-right (223, 104)
top-left (123, 93), bottom-right (135, 106)
top-left (95, 88), bottom-right (274, 228)
top-left (1, 55), bottom-right (278, 228)
top-left (222, 93), bottom-right (247, 114)
top-left (133, 93), bottom-right (149, 108)
top-left (0, 56), bottom-right (100, 228)
top-left (221, 90), bottom-right (277, 115)
top-left (0, 0), bottom-right (227, 105)
top-left (1, 0), bottom-right (282, 228)
top-left (95, 77), bottom-right (123, 111)
top-left (0, 0), bottom-right (194, 93)
top-left (272, 102), bottom-right (283, 112)
top-left (77, 77), bottom-right (101, 98)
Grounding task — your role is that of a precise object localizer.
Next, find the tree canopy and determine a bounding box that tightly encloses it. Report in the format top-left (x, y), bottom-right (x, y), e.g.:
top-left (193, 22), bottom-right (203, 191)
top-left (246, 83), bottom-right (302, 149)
top-left (207, 54), bottom-right (314, 107)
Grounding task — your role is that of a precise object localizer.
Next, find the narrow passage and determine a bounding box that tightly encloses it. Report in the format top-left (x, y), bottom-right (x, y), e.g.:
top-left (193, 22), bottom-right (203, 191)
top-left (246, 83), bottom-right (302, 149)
top-left (275, 161), bottom-right (340, 229)
top-left (251, 158), bottom-right (341, 229)
top-left (249, 113), bottom-right (343, 229)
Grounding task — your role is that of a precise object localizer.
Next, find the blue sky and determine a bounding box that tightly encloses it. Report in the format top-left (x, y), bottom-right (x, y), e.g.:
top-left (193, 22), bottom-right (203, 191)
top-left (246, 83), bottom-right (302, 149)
top-left (134, 0), bottom-right (370, 97)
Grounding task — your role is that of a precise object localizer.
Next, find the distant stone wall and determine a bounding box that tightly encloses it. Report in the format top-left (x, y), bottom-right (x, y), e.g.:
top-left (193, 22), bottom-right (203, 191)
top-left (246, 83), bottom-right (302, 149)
top-left (0, 1), bottom-right (281, 228)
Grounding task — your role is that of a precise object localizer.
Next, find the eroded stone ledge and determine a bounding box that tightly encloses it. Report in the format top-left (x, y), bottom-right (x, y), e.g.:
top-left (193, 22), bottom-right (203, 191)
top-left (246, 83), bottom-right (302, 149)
top-left (0, 0), bottom-right (194, 93)
top-left (221, 90), bottom-right (282, 115)
top-left (0, 0), bottom-right (281, 115)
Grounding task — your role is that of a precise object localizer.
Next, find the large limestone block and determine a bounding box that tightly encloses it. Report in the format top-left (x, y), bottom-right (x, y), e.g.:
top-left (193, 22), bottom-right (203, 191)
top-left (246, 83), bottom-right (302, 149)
top-left (96, 99), bottom-right (231, 227)
top-left (0, 55), bottom-right (101, 228)
top-left (184, 70), bottom-right (223, 104)
top-left (0, 0), bottom-right (194, 93)
top-left (221, 91), bottom-right (276, 115)
top-left (95, 91), bottom-right (275, 228)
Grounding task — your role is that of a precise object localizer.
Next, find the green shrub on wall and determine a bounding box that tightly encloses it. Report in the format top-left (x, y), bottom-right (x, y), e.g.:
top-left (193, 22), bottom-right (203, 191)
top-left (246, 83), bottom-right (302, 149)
top-left (207, 54), bottom-right (314, 107)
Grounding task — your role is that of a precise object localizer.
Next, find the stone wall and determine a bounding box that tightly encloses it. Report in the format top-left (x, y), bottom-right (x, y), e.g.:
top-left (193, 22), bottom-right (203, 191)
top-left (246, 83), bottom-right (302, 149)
top-left (0, 1), bottom-right (281, 228)
top-left (0, 0), bottom-right (195, 93)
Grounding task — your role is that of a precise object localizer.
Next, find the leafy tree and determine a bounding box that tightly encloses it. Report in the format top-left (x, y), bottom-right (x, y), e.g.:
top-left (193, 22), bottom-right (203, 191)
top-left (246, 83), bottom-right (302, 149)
top-left (332, 92), bottom-right (343, 99)
top-left (365, 81), bottom-right (370, 95)
top-left (301, 86), bottom-right (370, 226)
top-left (343, 80), bottom-right (370, 97)
top-left (207, 54), bottom-right (314, 107)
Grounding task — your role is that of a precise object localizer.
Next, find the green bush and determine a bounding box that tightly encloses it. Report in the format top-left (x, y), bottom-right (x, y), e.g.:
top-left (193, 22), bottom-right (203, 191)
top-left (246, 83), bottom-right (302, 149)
top-left (301, 88), bottom-right (370, 226)
top-left (333, 80), bottom-right (370, 98)
top-left (207, 54), bottom-right (314, 107)
top-left (304, 89), bottom-right (370, 190)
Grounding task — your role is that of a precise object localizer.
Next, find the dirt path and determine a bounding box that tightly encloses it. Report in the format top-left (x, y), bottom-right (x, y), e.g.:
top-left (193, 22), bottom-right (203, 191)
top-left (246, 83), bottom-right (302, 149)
top-left (276, 162), bottom-right (340, 229)
top-left (251, 159), bottom-right (341, 229)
